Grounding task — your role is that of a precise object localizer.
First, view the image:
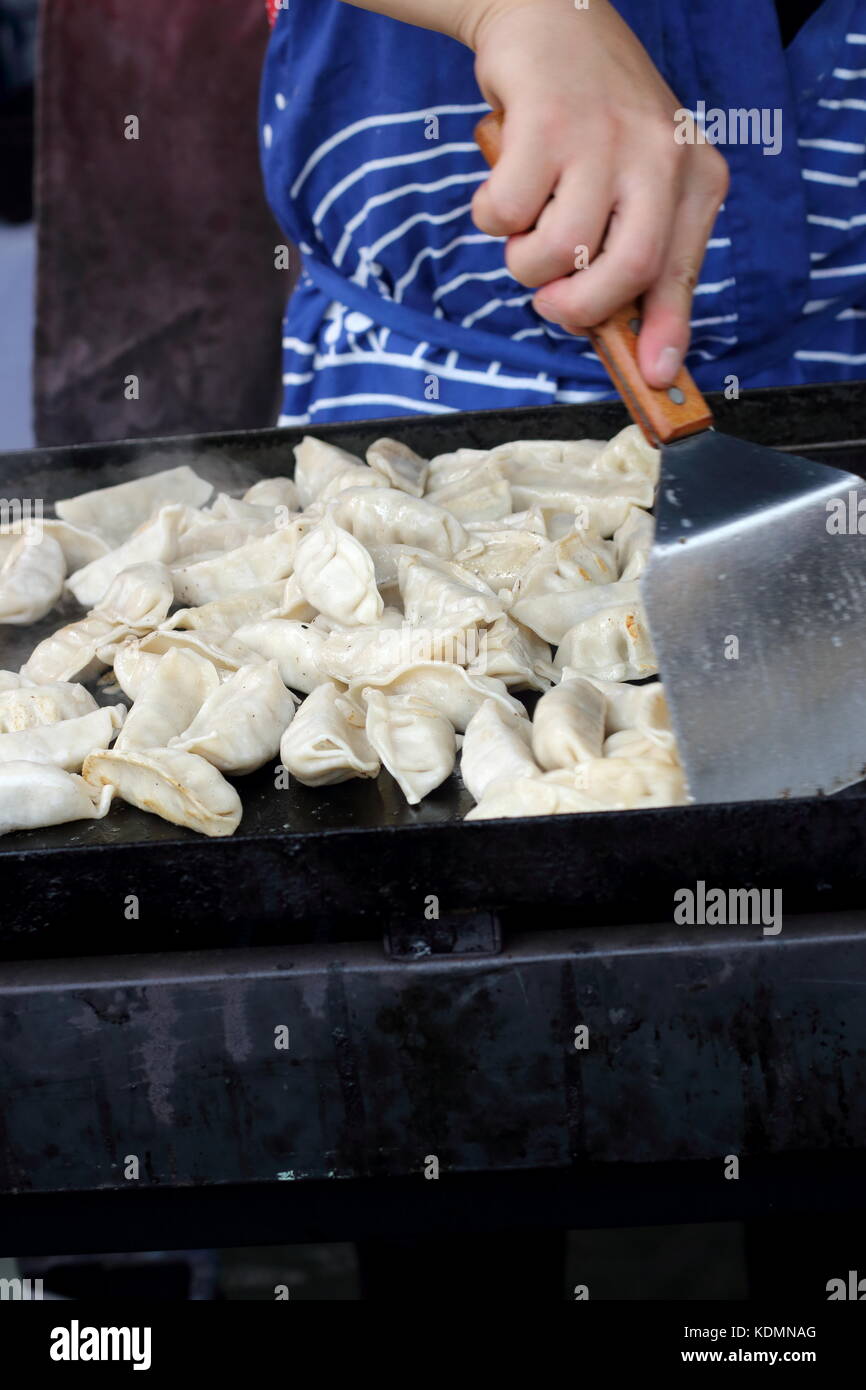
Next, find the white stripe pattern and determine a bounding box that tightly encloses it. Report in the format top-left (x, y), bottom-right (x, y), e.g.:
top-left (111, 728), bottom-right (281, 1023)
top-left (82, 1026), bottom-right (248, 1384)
top-left (290, 104), bottom-right (489, 198)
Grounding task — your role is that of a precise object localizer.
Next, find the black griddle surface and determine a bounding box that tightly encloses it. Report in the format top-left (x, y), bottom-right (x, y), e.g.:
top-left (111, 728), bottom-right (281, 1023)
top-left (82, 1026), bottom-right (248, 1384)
top-left (1, 383), bottom-right (865, 955)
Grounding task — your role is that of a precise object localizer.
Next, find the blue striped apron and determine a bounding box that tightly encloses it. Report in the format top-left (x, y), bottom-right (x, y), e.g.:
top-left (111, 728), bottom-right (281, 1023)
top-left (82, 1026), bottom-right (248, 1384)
top-left (259, 0), bottom-right (866, 424)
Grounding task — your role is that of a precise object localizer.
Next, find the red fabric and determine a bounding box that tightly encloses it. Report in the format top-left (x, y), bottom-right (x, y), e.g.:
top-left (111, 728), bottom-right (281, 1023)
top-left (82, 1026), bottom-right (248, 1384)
top-left (266, 0), bottom-right (279, 26)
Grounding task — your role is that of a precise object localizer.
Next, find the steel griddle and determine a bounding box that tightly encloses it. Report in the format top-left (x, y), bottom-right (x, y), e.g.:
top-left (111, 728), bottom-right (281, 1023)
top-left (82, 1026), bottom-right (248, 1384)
top-left (1, 381), bottom-right (866, 962)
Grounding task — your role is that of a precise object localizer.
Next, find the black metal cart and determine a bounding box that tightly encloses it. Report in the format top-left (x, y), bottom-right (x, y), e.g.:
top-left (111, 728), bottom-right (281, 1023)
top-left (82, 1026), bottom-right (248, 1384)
top-left (2, 383), bottom-right (866, 1290)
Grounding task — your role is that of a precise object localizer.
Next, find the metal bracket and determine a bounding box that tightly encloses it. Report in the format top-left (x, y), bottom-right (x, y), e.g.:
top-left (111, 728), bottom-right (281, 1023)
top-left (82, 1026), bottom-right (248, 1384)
top-left (384, 910), bottom-right (502, 960)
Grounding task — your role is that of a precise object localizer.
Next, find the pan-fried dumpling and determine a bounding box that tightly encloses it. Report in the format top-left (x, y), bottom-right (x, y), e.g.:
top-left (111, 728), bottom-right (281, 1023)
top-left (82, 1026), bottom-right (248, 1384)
top-left (576, 675), bottom-right (675, 755)
top-left (318, 463), bottom-right (390, 501)
top-left (466, 506), bottom-right (547, 536)
top-left (0, 680), bottom-right (98, 732)
top-left (531, 676), bottom-right (606, 770)
top-left (0, 761), bottom-right (113, 837)
top-left (65, 504), bottom-right (187, 609)
top-left (553, 582), bottom-right (657, 681)
top-left (352, 661), bottom-right (524, 733)
top-left (550, 756), bottom-right (687, 808)
top-left (170, 661), bottom-right (296, 775)
top-left (0, 533), bottom-right (65, 624)
top-left (83, 746), bottom-right (243, 837)
top-left (115, 649), bottom-right (220, 752)
top-left (363, 688), bottom-right (456, 805)
top-left (55, 464), bottom-right (212, 547)
top-left (162, 583), bottom-right (286, 641)
top-left (426, 459), bottom-right (512, 523)
top-left (590, 423), bottom-right (660, 490)
top-left (613, 505), bottom-right (655, 581)
top-left (363, 541), bottom-right (431, 590)
top-left (515, 529), bottom-right (616, 597)
top-left (137, 625), bottom-right (258, 675)
top-left (171, 523), bottom-right (303, 606)
top-left (398, 553), bottom-right (504, 630)
top-left (293, 436), bottom-right (365, 508)
top-left (0, 704), bottom-right (125, 772)
top-left (455, 526), bottom-right (548, 593)
top-left (311, 606), bottom-right (404, 636)
top-left (279, 682), bottom-right (379, 786)
top-left (15, 561), bottom-right (169, 684)
top-left (485, 437), bottom-right (604, 476)
top-left (233, 618), bottom-right (327, 693)
top-left (424, 446), bottom-right (488, 492)
top-left (244, 476), bottom-right (301, 511)
top-left (328, 486), bottom-right (468, 558)
top-left (95, 562), bottom-right (174, 630)
top-left (460, 699), bottom-right (538, 803)
top-left (0, 672), bottom-right (22, 692)
top-left (41, 518), bottom-right (111, 571)
top-left (20, 614), bottom-right (127, 685)
top-left (521, 490), bottom-right (643, 539)
top-left (511, 568), bottom-right (628, 645)
top-left (603, 728), bottom-right (680, 766)
top-left (465, 774), bottom-right (600, 820)
top-left (112, 641), bottom-right (164, 701)
top-left (172, 511), bottom-right (273, 561)
top-left (318, 613), bottom-right (470, 684)
top-left (205, 494), bottom-right (284, 528)
top-left (467, 616), bottom-right (551, 691)
top-left (294, 515), bottom-right (382, 626)
top-left (366, 438), bottom-right (428, 496)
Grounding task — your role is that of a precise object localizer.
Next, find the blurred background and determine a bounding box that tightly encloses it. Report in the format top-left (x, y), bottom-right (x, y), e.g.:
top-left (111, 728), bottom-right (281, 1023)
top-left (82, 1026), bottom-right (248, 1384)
top-left (0, 0), bottom-right (288, 455)
top-left (0, 0), bottom-right (36, 449)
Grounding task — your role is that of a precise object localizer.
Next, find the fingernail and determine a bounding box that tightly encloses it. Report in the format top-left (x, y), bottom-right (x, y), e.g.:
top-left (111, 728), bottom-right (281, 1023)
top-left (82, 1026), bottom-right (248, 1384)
top-left (654, 346), bottom-right (682, 384)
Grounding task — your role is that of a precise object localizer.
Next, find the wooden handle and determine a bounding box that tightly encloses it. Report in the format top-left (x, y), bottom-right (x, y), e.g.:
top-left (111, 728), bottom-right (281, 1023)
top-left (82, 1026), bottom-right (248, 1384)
top-left (473, 111), bottom-right (713, 445)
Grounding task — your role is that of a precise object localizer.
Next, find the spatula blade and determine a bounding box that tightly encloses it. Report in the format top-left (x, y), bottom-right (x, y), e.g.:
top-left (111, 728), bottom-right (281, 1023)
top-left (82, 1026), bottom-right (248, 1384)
top-left (641, 430), bottom-right (866, 804)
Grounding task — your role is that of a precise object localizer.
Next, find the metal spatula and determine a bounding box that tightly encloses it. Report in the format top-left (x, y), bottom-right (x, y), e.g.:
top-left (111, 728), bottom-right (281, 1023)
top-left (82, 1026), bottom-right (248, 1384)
top-left (476, 112), bottom-right (866, 803)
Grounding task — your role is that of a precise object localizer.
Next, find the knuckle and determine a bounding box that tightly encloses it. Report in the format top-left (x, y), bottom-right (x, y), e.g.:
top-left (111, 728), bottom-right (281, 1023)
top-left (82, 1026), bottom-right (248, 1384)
top-left (504, 243), bottom-right (541, 287)
top-left (668, 255), bottom-right (701, 295)
top-left (620, 243), bottom-right (663, 287)
top-left (702, 148), bottom-right (730, 203)
top-left (485, 189), bottom-right (533, 234)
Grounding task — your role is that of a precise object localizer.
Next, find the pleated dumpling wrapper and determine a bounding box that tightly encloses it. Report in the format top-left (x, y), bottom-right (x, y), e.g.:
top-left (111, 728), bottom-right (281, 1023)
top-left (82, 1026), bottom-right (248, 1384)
top-left (363, 688), bottom-right (456, 805)
top-left (83, 746), bottom-right (243, 838)
top-left (349, 661), bottom-right (523, 734)
top-left (65, 503), bottom-right (188, 610)
top-left (0, 704), bottom-right (125, 773)
top-left (114, 648), bottom-right (220, 752)
top-left (0, 680), bottom-right (97, 732)
top-left (232, 618), bottom-right (327, 694)
top-left (293, 514), bottom-right (383, 627)
top-left (279, 682), bottom-right (379, 787)
top-left (170, 662), bottom-right (296, 775)
top-left (55, 463), bottom-right (211, 547)
top-left (366, 437), bottom-right (428, 497)
top-left (460, 699), bottom-right (539, 804)
top-left (0, 532), bottom-right (65, 625)
top-left (20, 562), bottom-right (174, 685)
top-left (531, 676), bottom-right (607, 771)
top-left (327, 485), bottom-right (468, 558)
top-left (0, 761), bottom-right (113, 837)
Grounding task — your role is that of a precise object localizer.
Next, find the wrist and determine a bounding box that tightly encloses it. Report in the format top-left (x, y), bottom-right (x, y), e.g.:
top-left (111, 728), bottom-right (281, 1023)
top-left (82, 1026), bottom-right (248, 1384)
top-left (463, 0), bottom-right (600, 49)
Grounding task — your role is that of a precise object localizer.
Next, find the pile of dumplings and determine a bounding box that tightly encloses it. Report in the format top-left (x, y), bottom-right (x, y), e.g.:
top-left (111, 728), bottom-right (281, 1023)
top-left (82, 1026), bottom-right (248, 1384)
top-left (0, 425), bottom-right (687, 839)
